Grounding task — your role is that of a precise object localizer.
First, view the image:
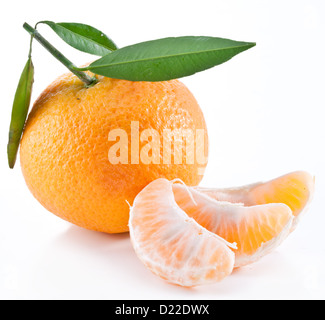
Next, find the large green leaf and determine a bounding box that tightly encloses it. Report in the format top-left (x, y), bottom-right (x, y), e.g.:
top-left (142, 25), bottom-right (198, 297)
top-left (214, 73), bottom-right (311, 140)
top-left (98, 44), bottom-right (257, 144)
top-left (39, 21), bottom-right (118, 56)
top-left (8, 57), bottom-right (34, 169)
top-left (80, 36), bottom-right (255, 81)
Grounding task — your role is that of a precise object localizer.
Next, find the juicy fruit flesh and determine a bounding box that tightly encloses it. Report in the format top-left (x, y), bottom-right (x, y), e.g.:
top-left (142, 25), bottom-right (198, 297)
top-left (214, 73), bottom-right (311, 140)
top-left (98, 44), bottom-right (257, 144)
top-left (196, 171), bottom-right (314, 230)
top-left (173, 185), bottom-right (293, 267)
top-left (129, 179), bottom-right (235, 287)
top-left (129, 171), bottom-right (314, 285)
top-left (20, 73), bottom-right (208, 233)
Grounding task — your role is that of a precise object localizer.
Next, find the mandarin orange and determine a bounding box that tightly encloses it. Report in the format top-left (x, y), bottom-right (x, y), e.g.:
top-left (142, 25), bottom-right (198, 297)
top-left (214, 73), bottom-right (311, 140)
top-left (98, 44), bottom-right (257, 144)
top-left (20, 72), bottom-right (208, 233)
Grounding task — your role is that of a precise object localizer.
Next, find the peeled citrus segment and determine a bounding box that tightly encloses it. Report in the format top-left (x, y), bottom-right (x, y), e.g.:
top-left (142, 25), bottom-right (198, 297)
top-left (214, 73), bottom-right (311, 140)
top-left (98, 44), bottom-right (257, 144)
top-left (195, 171), bottom-right (314, 230)
top-left (173, 185), bottom-right (293, 268)
top-left (129, 179), bottom-right (236, 287)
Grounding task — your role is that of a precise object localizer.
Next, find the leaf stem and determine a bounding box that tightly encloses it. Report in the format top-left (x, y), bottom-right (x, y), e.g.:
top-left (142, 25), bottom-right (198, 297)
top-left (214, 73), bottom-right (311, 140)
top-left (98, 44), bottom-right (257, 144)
top-left (23, 23), bottom-right (97, 87)
top-left (28, 34), bottom-right (34, 58)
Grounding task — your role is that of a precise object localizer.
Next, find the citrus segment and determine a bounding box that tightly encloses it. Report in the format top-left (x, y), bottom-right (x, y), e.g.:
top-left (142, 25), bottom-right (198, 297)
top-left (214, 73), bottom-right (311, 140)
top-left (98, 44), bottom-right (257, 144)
top-left (173, 185), bottom-right (293, 267)
top-left (196, 171), bottom-right (314, 230)
top-left (129, 179), bottom-right (236, 287)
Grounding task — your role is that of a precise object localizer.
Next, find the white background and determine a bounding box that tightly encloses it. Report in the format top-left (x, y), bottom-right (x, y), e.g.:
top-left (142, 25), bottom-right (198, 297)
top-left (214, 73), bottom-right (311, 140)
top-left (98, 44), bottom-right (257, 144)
top-left (0, 0), bottom-right (324, 300)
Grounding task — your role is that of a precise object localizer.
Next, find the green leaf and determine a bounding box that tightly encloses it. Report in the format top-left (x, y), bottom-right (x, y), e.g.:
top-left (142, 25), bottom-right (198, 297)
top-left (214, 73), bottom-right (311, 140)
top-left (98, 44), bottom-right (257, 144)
top-left (8, 57), bottom-right (34, 169)
top-left (39, 21), bottom-right (118, 56)
top-left (80, 36), bottom-right (256, 81)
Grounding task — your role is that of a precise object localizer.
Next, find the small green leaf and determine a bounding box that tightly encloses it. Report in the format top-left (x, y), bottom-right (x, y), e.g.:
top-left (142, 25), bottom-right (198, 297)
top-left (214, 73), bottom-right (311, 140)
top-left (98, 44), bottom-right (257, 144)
top-left (38, 21), bottom-right (118, 56)
top-left (8, 57), bottom-right (34, 169)
top-left (80, 36), bottom-right (255, 81)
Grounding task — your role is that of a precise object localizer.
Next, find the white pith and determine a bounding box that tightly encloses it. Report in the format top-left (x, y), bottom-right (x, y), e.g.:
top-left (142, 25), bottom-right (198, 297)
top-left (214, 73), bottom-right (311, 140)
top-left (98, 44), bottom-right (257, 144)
top-left (129, 179), bottom-right (236, 287)
top-left (195, 171), bottom-right (315, 231)
top-left (173, 183), bottom-right (294, 267)
top-left (234, 217), bottom-right (293, 267)
top-left (128, 171), bottom-right (315, 285)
